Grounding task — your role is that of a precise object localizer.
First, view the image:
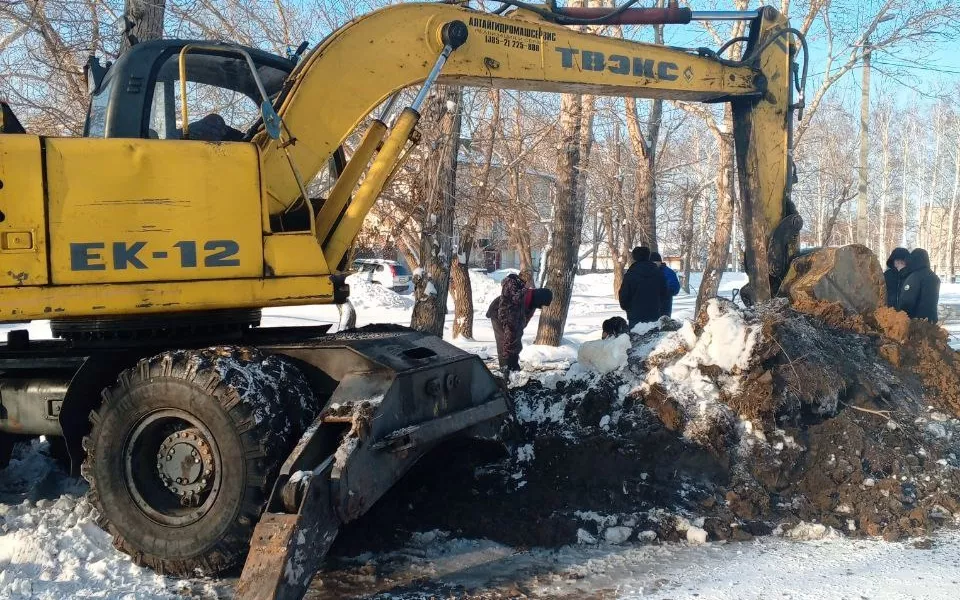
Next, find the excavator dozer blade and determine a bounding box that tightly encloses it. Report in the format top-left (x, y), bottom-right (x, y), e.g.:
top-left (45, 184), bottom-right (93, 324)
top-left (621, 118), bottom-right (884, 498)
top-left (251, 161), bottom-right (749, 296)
top-left (237, 326), bottom-right (509, 600)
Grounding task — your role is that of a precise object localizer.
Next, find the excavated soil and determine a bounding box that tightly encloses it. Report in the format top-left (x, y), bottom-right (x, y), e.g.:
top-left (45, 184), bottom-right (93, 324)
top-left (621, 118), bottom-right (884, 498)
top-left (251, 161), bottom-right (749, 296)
top-left (327, 298), bottom-right (960, 575)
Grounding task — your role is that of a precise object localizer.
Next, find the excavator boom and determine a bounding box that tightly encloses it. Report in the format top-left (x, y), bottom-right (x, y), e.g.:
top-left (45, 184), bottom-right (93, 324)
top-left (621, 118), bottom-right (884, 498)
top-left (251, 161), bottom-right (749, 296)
top-left (252, 1), bottom-right (797, 301)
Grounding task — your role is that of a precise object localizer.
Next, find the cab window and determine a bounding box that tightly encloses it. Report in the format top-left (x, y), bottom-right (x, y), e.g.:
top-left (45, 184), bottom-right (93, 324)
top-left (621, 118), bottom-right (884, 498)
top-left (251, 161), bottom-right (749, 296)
top-left (146, 51), bottom-right (289, 141)
top-left (85, 78), bottom-right (114, 138)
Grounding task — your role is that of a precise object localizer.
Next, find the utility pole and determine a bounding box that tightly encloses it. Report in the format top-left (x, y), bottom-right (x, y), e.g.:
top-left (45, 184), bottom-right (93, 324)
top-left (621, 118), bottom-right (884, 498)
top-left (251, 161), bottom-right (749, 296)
top-left (856, 40), bottom-right (872, 245)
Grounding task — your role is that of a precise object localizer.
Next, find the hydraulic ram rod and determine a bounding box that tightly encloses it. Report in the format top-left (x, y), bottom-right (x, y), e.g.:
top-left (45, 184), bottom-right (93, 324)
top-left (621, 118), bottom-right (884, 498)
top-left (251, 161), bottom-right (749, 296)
top-left (553, 7), bottom-right (758, 24)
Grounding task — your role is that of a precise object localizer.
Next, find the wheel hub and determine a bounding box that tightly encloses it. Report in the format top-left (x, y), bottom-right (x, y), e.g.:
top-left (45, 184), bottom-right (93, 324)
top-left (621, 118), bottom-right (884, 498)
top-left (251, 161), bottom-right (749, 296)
top-left (156, 428), bottom-right (214, 506)
top-left (124, 409), bottom-right (223, 526)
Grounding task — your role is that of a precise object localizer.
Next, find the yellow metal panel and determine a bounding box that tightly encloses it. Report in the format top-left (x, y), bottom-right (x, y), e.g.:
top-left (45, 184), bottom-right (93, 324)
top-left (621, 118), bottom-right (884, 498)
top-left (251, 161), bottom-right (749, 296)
top-left (44, 138), bottom-right (264, 285)
top-left (0, 276), bottom-right (335, 320)
top-left (0, 135), bottom-right (49, 286)
top-left (264, 234), bottom-right (329, 276)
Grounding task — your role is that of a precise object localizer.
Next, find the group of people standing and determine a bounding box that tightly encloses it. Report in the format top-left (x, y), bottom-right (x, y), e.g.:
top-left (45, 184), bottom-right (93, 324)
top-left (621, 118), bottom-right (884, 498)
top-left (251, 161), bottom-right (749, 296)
top-left (485, 245), bottom-right (940, 377)
top-left (884, 247), bottom-right (941, 323)
top-left (618, 246), bottom-right (680, 328)
top-left (485, 247), bottom-right (681, 375)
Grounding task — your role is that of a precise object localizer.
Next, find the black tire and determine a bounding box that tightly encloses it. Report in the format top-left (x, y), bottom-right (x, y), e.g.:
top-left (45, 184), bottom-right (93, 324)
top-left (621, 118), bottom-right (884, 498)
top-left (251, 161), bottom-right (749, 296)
top-left (81, 346), bottom-right (316, 576)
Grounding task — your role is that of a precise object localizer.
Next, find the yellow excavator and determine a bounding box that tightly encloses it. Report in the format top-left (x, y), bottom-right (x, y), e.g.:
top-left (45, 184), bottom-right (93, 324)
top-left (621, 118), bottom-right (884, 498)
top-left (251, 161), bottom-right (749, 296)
top-left (0, 2), bottom-right (815, 598)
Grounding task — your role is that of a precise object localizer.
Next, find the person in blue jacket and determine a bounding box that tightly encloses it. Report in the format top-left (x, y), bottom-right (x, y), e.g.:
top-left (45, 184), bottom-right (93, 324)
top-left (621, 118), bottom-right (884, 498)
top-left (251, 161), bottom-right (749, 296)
top-left (650, 252), bottom-right (680, 317)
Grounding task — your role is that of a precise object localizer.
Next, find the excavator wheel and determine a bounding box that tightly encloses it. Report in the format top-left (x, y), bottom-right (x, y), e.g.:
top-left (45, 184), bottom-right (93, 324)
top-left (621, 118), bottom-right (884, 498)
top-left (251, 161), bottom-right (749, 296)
top-left (81, 347), bottom-right (317, 577)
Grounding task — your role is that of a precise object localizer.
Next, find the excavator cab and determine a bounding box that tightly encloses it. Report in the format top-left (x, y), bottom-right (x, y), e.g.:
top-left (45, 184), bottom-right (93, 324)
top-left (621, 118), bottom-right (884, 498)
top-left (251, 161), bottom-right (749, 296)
top-left (82, 41), bottom-right (295, 141)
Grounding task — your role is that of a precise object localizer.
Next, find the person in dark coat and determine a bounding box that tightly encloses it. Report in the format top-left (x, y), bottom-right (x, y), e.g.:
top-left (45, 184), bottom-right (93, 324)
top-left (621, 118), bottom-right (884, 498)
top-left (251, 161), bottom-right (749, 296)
top-left (618, 246), bottom-right (669, 328)
top-left (486, 274), bottom-right (553, 373)
top-left (884, 247), bottom-right (910, 309)
top-left (602, 316), bottom-right (630, 339)
top-left (650, 251), bottom-right (681, 317)
top-left (898, 248), bottom-right (940, 323)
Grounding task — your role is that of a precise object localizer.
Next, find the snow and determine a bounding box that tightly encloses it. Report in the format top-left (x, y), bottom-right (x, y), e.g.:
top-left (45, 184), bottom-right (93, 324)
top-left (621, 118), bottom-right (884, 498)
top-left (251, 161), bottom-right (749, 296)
top-left (642, 299), bottom-right (759, 415)
top-left (686, 526), bottom-right (709, 544)
top-left (345, 274), bottom-right (414, 310)
top-left (0, 441), bottom-right (197, 599)
top-left (604, 526), bottom-right (633, 545)
top-left (577, 333), bottom-right (631, 374)
top-left (326, 527), bottom-right (960, 599)
top-left (781, 521), bottom-right (842, 541)
top-left (518, 344), bottom-right (578, 369)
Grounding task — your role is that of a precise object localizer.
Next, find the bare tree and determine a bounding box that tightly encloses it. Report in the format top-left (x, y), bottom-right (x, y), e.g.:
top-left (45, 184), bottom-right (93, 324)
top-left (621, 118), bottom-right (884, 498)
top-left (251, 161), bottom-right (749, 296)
top-left (535, 85), bottom-right (583, 346)
top-left (948, 113), bottom-right (960, 280)
top-left (451, 90), bottom-right (501, 340)
top-left (411, 86), bottom-right (462, 337)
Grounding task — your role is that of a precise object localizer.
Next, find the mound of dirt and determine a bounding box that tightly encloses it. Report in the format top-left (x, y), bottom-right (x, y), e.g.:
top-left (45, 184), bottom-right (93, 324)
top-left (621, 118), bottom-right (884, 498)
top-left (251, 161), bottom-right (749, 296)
top-left (332, 299), bottom-right (960, 563)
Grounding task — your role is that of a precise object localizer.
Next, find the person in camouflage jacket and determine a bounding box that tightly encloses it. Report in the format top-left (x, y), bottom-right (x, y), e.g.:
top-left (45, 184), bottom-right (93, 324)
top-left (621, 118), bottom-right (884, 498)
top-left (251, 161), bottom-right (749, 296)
top-left (486, 274), bottom-right (553, 373)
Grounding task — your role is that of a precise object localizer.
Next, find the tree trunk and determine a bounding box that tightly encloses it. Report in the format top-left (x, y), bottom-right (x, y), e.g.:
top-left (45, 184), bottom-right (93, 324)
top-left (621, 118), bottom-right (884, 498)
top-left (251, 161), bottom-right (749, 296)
top-left (624, 97), bottom-right (660, 252)
top-left (681, 192), bottom-right (696, 294)
top-left (451, 89), bottom-right (499, 340)
top-left (535, 91), bottom-right (583, 346)
top-left (696, 110), bottom-right (735, 313)
top-left (916, 125), bottom-right (929, 249)
top-left (590, 212), bottom-right (600, 272)
top-left (949, 121), bottom-right (960, 279)
top-left (901, 121), bottom-right (911, 247)
top-left (411, 86), bottom-right (462, 337)
top-left (607, 122), bottom-right (628, 296)
top-left (450, 242), bottom-right (474, 339)
top-left (878, 111), bottom-right (891, 260)
top-left (121, 0), bottom-right (165, 53)
top-left (924, 113), bottom-right (942, 252)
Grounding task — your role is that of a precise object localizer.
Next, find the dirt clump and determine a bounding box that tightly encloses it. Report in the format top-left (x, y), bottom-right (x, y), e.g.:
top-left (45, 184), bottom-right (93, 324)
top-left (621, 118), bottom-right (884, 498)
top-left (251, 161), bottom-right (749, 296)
top-left (899, 319), bottom-right (960, 416)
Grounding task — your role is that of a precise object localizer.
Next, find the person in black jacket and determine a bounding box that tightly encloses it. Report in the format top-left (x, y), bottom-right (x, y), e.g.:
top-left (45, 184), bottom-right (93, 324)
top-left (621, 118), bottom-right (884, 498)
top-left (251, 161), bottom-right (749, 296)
top-left (486, 274), bottom-right (553, 373)
top-left (884, 247), bottom-right (910, 309)
top-left (618, 246), bottom-right (669, 328)
top-left (898, 248), bottom-right (940, 323)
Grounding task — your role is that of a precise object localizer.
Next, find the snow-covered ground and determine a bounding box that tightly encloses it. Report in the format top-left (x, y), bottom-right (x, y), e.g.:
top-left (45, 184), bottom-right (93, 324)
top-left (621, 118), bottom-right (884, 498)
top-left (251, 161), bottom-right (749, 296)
top-left (322, 528), bottom-right (960, 600)
top-left (2, 269), bottom-right (960, 599)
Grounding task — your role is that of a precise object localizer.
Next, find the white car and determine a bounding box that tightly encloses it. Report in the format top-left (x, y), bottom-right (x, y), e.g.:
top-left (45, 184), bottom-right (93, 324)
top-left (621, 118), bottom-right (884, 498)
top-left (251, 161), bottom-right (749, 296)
top-left (351, 259), bottom-right (411, 292)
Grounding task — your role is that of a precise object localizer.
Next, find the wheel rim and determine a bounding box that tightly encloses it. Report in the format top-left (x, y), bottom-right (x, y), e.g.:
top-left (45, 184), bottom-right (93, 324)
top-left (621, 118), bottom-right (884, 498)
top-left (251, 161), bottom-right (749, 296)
top-left (123, 409), bottom-right (223, 527)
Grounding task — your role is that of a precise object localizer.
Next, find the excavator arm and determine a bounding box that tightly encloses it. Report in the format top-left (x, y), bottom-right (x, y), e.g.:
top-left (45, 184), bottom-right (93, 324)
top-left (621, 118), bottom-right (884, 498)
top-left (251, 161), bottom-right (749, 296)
top-left (235, 4), bottom-right (803, 599)
top-left (250, 2), bottom-right (801, 300)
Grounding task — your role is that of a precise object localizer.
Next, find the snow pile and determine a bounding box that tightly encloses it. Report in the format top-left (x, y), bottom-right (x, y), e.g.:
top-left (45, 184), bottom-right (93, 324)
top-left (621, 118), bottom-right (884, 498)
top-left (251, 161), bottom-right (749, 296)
top-left (576, 334), bottom-right (631, 374)
top-left (646, 299), bottom-right (759, 405)
top-left (519, 344), bottom-right (578, 370)
top-left (781, 521), bottom-right (842, 541)
top-left (345, 274), bottom-right (414, 310)
top-left (466, 269), bottom-right (503, 307)
top-left (0, 441), bottom-right (186, 599)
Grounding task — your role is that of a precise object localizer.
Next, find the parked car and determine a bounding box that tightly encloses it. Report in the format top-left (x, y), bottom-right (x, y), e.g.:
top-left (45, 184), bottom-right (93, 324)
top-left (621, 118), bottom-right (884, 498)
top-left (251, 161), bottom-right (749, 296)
top-left (351, 259), bottom-right (411, 292)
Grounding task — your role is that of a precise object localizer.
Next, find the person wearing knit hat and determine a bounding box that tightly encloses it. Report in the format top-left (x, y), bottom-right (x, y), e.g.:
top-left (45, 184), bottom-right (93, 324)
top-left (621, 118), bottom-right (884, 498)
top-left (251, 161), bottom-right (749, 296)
top-left (486, 274), bottom-right (554, 374)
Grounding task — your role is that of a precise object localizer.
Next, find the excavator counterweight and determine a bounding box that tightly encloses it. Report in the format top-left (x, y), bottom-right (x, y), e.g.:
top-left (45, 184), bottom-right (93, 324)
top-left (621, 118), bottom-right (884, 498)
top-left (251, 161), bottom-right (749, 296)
top-left (0, 3), bottom-right (882, 598)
